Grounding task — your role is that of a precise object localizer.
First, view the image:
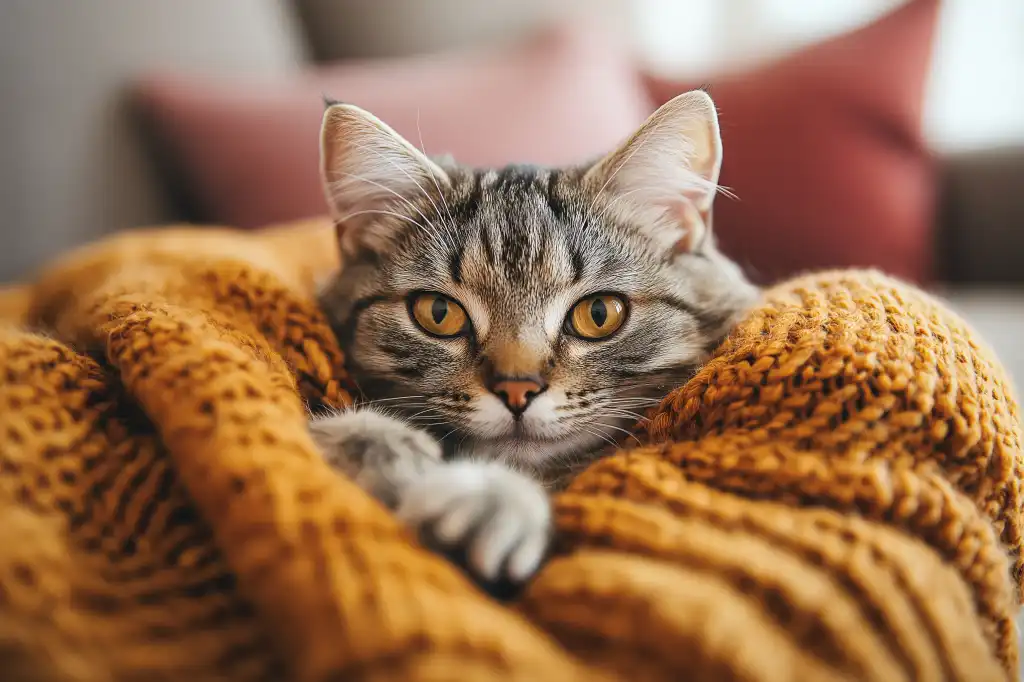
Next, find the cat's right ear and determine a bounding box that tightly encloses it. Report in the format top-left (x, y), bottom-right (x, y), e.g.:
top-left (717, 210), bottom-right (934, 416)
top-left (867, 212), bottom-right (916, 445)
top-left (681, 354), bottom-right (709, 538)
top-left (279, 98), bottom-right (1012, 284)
top-left (320, 103), bottom-right (450, 256)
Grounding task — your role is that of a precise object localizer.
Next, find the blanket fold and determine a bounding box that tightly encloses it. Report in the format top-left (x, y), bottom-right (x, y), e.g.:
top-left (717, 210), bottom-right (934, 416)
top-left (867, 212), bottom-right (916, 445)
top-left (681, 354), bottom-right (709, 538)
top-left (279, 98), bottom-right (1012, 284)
top-left (0, 219), bottom-right (1019, 682)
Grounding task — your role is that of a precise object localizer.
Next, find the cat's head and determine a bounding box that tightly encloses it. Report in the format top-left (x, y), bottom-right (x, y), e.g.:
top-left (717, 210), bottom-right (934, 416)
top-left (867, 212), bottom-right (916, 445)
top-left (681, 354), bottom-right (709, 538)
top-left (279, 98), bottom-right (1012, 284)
top-left (317, 91), bottom-right (758, 470)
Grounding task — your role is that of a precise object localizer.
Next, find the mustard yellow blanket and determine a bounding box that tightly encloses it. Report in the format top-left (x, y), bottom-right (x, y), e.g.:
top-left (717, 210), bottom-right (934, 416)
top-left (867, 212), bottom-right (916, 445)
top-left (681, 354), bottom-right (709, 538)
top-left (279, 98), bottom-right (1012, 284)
top-left (0, 219), bottom-right (1019, 681)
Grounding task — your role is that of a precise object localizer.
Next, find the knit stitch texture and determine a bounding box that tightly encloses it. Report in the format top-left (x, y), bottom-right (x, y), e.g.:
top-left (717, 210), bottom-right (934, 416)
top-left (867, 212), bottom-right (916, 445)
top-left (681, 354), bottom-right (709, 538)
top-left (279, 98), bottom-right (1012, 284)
top-left (0, 219), bottom-right (1019, 682)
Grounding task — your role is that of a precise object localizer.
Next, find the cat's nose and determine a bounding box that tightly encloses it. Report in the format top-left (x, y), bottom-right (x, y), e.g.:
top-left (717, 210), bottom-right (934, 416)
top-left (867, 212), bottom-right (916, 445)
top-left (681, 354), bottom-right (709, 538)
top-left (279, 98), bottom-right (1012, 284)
top-left (489, 376), bottom-right (546, 417)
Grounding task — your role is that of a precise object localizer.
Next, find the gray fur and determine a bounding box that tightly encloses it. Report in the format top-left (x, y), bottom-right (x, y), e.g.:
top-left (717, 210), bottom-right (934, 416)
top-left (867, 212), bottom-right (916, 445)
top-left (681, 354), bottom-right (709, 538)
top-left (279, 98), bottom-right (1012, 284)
top-left (319, 165), bottom-right (756, 463)
top-left (309, 408), bottom-right (441, 509)
top-left (309, 95), bottom-right (759, 584)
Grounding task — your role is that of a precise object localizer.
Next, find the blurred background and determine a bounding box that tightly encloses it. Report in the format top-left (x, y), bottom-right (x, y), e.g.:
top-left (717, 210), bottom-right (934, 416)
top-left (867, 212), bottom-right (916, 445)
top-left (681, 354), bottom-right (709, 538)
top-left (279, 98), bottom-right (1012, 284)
top-left (0, 0), bottom-right (1021, 390)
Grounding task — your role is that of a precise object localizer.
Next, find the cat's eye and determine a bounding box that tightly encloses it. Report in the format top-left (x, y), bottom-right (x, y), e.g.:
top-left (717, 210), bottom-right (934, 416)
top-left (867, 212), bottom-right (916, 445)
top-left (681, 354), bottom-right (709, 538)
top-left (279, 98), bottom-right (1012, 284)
top-left (566, 294), bottom-right (627, 340)
top-left (410, 292), bottom-right (469, 337)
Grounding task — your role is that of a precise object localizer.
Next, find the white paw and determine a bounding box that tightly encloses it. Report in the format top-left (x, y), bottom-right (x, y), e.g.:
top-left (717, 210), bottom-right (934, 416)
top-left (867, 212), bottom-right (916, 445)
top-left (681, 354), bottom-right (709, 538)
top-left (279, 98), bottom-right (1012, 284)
top-left (397, 461), bottom-right (552, 583)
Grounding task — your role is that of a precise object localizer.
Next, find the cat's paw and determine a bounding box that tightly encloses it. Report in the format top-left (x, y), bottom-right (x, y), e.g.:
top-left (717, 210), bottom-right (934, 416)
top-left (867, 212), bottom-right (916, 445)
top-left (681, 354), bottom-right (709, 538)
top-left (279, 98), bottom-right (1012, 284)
top-left (309, 408), bottom-right (442, 508)
top-left (397, 461), bottom-right (552, 585)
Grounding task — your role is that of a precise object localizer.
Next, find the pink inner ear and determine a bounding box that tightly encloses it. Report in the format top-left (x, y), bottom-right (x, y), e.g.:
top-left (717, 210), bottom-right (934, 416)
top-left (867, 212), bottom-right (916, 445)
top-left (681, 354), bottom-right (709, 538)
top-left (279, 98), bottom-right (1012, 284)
top-left (665, 199), bottom-right (707, 254)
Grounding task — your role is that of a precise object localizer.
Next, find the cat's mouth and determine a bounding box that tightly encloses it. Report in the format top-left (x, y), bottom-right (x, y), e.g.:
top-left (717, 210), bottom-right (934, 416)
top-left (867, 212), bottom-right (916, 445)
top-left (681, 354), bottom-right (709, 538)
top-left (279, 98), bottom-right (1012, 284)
top-left (503, 420), bottom-right (534, 437)
top-left (420, 391), bottom-right (642, 464)
top-left (508, 423), bottom-right (567, 443)
top-left (442, 412), bottom-right (635, 466)
top-left (487, 413), bottom-right (582, 445)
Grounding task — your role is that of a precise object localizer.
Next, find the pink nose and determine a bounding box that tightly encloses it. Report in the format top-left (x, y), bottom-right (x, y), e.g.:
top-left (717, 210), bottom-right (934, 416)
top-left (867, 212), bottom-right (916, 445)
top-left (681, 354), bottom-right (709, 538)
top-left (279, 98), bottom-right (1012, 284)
top-left (489, 377), bottom-right (545, 416)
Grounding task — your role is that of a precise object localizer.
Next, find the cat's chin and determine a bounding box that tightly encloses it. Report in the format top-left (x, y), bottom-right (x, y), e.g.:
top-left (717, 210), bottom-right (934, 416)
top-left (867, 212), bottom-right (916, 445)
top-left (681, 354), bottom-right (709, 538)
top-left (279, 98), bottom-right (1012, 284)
top-left (450, 429), bottom-right (614, 470)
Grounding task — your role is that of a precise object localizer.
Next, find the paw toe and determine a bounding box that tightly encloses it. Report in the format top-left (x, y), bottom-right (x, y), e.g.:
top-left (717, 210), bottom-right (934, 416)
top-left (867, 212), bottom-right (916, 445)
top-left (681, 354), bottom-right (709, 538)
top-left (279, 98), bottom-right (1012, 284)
top-left (396, 461), bottom-right (552, 584)
top-left (432, 494), bottom-right (488, 544)
top-left (507, 528), bottom-right (549, 582)
top-left (470, 508), bottom-right (525, 581)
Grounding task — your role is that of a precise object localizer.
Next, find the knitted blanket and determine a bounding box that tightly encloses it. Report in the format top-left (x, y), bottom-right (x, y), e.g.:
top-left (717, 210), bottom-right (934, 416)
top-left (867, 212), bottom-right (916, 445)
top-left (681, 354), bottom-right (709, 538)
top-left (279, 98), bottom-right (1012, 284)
top-left (0, 219), bottom-right (1020, 682)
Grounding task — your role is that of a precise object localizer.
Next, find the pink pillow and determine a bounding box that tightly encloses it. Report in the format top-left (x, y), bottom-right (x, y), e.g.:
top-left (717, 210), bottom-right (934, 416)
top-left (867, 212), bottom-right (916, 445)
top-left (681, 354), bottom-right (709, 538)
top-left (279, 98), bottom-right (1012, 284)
top-left (137, 24), bottom-right (652, 229)
top-left (643, 0), bottom-right (939, 284)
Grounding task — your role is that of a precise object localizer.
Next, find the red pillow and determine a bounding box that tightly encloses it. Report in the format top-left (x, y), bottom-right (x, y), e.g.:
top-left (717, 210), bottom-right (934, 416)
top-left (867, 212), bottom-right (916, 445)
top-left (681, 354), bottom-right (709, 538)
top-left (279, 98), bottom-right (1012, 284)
top-left (643, 0), bottom-right (939, 284)
top-left (137, 24), bottom-right (651, 230)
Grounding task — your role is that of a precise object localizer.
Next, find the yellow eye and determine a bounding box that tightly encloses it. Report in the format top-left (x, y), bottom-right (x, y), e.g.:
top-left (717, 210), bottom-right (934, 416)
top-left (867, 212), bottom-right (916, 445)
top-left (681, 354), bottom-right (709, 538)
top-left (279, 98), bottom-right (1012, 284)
top-left (568, 295), bottom-right (627, 339)
top-left (411, 293), bottom-right (468, 337)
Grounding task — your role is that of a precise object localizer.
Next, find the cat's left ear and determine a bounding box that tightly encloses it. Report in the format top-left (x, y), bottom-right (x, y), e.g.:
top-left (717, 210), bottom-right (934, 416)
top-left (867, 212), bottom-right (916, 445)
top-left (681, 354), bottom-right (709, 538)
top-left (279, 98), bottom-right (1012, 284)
top-left (583, 89), bottom-right (722, 253)
top-left (320, 101), bottom-right (451, 256)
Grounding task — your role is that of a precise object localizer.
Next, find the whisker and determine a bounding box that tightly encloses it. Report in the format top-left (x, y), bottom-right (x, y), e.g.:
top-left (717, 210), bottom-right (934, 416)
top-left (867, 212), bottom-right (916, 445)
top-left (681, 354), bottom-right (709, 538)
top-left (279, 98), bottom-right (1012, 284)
top-left (600, 395), bottom-right (652, 404)
top-left (406, 409), bottom-right (447, 419)
top-left (600, 407), bottom-right (650, 422)
top-left (595, 400), bottom-right (657, 412)
top-left (601, 383), bottom-right (675, 402)
top-left (331, 170), bottom-right (439, 239)
top-left (356, 395), bottom-right (432, 405)
top-left (415, 108), bottom-right (458, 237)
top-left (356, 395), bottom-right (426, 405)
top-left (345, 137), bottom-right (451, 248)
top-left (307, 405), bottom-right (338, 421)
top-left (590, 418), bottom-right (643, 446)
top-left (601, 385), bottom-right (654, 398)
top-left (577, 426), bottom-right (619, 450)
top-left (716, 184), bottom-right (739, 201)
top-left (336, 139), bottom-right (448, 248)
top-left (338, 208), bottom-right (433, 235)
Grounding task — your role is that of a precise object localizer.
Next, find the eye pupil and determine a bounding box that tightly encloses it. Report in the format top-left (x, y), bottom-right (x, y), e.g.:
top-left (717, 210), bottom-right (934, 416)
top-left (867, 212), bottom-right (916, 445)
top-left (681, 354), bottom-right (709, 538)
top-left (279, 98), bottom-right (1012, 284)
top-left (430, 297), bottom-right (447, 324)
top-left (411, 293), bottom-right (467, 337)
top-left (590, 298), bottom-right (608, 327)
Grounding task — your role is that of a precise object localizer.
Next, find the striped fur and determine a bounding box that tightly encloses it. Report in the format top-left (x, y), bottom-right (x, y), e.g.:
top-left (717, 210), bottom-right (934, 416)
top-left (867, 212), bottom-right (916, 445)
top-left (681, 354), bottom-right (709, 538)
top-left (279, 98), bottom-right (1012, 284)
top-left (317, 94), bottom-right (759, 476)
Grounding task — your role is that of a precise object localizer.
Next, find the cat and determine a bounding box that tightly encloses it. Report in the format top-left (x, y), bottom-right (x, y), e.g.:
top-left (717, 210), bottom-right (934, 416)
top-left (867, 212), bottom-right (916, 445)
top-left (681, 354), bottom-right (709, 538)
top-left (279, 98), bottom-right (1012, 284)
top-left (309, 90), bottom-right (759, 585)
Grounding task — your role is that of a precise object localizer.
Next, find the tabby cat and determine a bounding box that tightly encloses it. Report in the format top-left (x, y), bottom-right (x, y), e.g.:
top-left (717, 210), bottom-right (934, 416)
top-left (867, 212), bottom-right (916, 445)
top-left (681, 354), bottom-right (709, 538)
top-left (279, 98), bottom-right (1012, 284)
top-left (310, 90), bottom-right (758, 585)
